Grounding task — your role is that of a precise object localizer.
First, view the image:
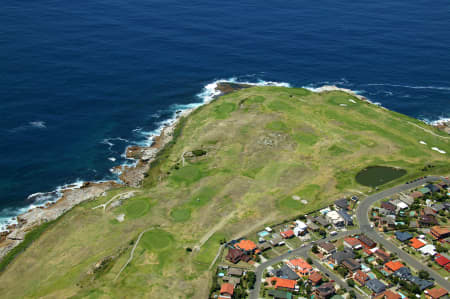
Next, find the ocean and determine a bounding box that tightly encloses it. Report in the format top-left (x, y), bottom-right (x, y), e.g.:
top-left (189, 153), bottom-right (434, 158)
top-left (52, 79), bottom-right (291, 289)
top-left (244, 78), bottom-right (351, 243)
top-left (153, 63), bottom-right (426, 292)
top-left (1, 0), bottom-right (449, 228)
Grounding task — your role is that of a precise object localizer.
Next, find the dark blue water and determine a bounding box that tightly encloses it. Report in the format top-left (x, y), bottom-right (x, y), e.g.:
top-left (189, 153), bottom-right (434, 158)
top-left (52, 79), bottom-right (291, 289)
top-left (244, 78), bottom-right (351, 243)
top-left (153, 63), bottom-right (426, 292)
top-left (1, 0), bottom-right (449, 225)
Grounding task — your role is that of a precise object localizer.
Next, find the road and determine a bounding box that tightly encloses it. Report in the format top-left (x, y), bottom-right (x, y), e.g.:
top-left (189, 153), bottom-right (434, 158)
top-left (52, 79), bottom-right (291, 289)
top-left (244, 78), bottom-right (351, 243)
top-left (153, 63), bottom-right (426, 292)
top-left (356, 175), bottom-right (450, 290)
top-left (250, 175), bottom-right (450, 298)
top-left (250, 230), bottom-right (359, 299)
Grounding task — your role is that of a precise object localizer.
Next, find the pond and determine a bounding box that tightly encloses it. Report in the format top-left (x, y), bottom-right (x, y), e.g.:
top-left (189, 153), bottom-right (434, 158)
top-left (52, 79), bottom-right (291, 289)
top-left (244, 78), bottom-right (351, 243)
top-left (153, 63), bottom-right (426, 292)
top-left (355, 166), bottom-right (407, 187)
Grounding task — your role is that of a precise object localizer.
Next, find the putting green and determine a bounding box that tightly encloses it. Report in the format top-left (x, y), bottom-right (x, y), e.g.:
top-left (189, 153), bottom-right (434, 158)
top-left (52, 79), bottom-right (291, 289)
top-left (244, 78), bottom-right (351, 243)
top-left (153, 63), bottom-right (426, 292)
top-left (141, 229), bottom-right (174, 251)
top-left (124, 198), bottom-right (150, 219)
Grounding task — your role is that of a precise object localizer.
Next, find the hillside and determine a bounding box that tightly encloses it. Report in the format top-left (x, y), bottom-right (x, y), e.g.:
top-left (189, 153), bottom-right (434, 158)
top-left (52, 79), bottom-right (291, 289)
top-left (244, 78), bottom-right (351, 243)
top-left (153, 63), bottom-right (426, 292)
top-left (0, 85), bottom-right (448, 298)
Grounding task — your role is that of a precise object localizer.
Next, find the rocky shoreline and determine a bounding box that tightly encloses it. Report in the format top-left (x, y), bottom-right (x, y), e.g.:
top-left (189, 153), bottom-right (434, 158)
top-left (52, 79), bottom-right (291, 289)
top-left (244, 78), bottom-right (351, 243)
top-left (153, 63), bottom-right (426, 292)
top-left (0, 82), bottom-right (245, 260)
top-left (0, 82), bottom-right (447, 260)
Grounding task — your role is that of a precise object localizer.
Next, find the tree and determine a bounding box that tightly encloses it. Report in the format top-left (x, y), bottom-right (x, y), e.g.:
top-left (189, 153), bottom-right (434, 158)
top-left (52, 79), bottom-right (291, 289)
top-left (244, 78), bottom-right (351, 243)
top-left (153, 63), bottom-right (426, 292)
top-left (349, 290), bottom-right (356, 299)
top-left (307, 257), bottom-right (313, 265)
top-left (247, 272), bottom-right (256, 289)
top-left (312, 244), bottom-right (319, 254)
top-left (418, 270), bottom-right (430, 279)
top-left (436, 243), bottom-right (447, 253)
top-left (319, 229), bottom-right (327, 237)
top-left (336, 266), bottom-right (349, 278)
top-left (347, 279), bottom-right (355, 287)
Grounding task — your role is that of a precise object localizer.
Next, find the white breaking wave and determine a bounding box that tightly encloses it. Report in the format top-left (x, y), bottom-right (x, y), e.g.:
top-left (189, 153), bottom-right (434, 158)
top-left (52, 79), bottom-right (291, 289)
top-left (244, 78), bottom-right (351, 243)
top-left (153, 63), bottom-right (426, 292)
top-left (29, 121), bottom-right (47, 129)
top-left (365, 83), bottom-right (450, 91)
top-left (108, 157), bottom-right (116, 162)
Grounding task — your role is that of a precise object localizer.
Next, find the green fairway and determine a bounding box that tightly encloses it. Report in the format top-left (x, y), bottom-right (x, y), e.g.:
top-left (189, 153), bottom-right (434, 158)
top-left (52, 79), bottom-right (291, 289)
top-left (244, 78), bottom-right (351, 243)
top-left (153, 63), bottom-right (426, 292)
top-left (0, 85), bottom-right (448, 299)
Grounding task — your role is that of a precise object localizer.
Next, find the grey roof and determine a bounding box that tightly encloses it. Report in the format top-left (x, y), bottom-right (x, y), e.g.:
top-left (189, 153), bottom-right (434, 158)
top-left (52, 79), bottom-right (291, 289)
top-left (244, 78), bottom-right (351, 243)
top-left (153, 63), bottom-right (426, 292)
top-left (268, 290), bottom-right (292, 299)
top-left (426, 184), bottom-right (441, 193)
top-left (318, 242), bottom-right (336, 252)
top-left (228, 267), bottom-right (243, 277)
top-left (274, 264), bottom-right (300, 280)
top-left (366, 279), bottom-right (386, 294)
top-left (335, 198), bottom-right (348, 210)
top-left (395, 231), bottom-right (413, 242)
top-left (332, 249), bottom-right (354, 264)
top-left (431, 203), bottom-right (445, 212)
top-left (400, 196), bottom-right (414, 205)
top-left (358, 234), bottom-right (376, 247)
top-left (342, 258), bottom-right (360, 271)
top-left (393, 267), bottom-right (412, 280)
top-left (315, 216), bottom-right (329, 226)
top-left (338, 210), bottom-right (353, 224)
top-left (408, 276), bottom-right (434, 290)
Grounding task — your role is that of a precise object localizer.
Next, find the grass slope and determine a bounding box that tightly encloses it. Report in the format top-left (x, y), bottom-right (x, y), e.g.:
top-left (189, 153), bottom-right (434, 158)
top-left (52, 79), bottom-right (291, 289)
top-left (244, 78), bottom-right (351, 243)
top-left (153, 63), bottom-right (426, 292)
top-left (0, 86), bottom-right (448, 298)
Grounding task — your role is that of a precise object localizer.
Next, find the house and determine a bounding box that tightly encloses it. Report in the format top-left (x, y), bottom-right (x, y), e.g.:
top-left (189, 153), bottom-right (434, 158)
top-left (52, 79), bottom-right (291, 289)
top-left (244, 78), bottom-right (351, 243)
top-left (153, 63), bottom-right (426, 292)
top-left (274, 264), bottom-right (300, 280)
top-left (431, 203), bottom-right (445, 213)
top-left (293, 220), bottom-right (307, 236)
top-left (384, 261), bottom-right (404, 272)
top-left (425, 184), bottom-right (441, 193)
top-left (318, 242), bottom-right (337, 255)
top-left (219, 283), bottom-right (234, 299)
top-left (359, 235), bottom-right (377, 249)
top-left (235, 239), bottom-right (257, 253)
top-left (380, 216), bottom-right (396, 229)
top-left (334, 198), bottom-right (349, 210)
top-left (409, 220), bottom-right (418, 228)
top-left (419, 244), bottom-right (437, 256)
top-left (383, 290), bottom-right (401, 299)
top-left (430, 226), bottom-right (450, 240)
top-left (395, 231), bottom-right (413, 242)
top-left (287, 258), bottom-right (312, 275)
top-left (374, 249), bottom-right (390, 263)
top-left (342, 258), bottom-right (361, 274)
top-left (308, 272), bottom-right (323, 285)
top-left (381, 201), bottom-right (396, 213)
top-left (344, 237), bottom-right (362, 250)
top-left (326, 211), bottom-right (344, 227)
top-left (281, 230), bottom-right (294, 239)
top-left (314, 282), bottom-right (336, 299)
top-left (228, 267), bottom-right (243, 277)
top-left (366, 279), bottom-right (386, 295)
top-left (314, 216), bottom-right (330, 226)
top-left (410, 237), bottom-right (426, 249)
top-left (226, 248), bottom-right (246, 264)
top-left (223, 276), bottom-right (240, 286)
top-left (354, 270), bottom-right (369, 286)
top-left (258, 242), bottom-right (272, 252)
top-left (393, 267), bottom-right (412, 280)
top-left (268, 277), bottom-right (297, 291)
top-left (308, 222), bottom-right (320, 232)
top-left (408, 276), bottom-right (434, 291)
top-left (331, 249), bottom-right (355, 265)
top-left (338, 210), bottom-right (353, 226)
top-left (411, 191), bottom-right (424, 199)
top-left (435, 254), bottom-right (450, 267)
top-left (418, 187), bottom-right (431, 194)
top-left (420, 215), bottom-right (439, 226)
top-left (270, 235), bottom-right (284, 246)
top-left (422, 207), bottom-right (437, 216)
top-left (399, 195), bottom-right (414, 206)
top-left (425, 288), bottom-right (448, 299)
top-left (268, 290), bottom-right (293, 299)
top-left (392, 199), bottom-right (409, 210)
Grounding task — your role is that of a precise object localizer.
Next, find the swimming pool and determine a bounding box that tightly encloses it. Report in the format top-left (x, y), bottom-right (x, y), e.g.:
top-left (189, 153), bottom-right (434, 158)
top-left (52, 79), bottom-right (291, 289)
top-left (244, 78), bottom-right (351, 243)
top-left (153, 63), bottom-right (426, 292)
top-left (258, 231), bottom-right (269, 237)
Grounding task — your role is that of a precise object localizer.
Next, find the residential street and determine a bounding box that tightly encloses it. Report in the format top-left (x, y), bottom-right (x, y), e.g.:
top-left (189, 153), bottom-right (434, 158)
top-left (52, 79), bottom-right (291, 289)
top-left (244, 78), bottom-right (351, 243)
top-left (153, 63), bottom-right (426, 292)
top-left (250, 175), bottom-right (450, 298)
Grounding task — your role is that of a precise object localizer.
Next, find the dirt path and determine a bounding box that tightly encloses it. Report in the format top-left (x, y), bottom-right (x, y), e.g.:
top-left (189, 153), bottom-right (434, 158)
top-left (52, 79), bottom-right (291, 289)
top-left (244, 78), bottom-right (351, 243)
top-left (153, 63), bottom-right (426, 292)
top-left (92, 191), bottom-right (136, 212)
top-left (194, 211), bottom-right (237, 252)
top-left (114, 227), bottom-right (153, 282)
top-left (407, 121), bottom-right (450, 139)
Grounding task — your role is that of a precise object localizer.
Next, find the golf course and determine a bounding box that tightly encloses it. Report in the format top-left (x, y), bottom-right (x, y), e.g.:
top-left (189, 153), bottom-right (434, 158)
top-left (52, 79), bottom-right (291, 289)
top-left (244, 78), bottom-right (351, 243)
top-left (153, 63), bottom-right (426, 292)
top-left (0, 86), bottom-right (448, 298)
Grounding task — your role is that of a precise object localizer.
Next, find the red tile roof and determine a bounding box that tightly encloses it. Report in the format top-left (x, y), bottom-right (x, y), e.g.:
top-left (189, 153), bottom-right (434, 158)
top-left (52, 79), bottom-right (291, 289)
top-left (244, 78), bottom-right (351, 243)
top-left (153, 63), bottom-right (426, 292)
top-left (410, 237), bottom-right (426, 249)
top-left (435, 254), bottom-right (450, 267)
top-left (385, 261), bottom-right (404, 272)
top-left (309, 272), bottom-right (323, 283)
top-left (275, 278), bottom-right (297, 290)
top-left (236, 239), bottom-right (257, 251)
top-left (288, 258), bottom-right (312, 275)
top-left (220, 283), bottom-right (234, 296)
top-left (344, 237), bottom-right (361, 247)
top-left (384, 290), bottom-right (401, 299)
top-left (281, 230), bottom-right (294, 238)
top-left (426, 288), bottom-right (448, 299)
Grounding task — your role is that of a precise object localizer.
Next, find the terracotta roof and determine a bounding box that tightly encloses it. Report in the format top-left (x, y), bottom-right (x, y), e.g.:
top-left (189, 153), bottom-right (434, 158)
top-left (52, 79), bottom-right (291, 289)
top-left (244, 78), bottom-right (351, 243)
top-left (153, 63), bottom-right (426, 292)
top-left (426, 288), bottom-right (448, 299)
top-left (275, 277), bottom-right (297, 289)
top-left (431, 226), bottom-right (450, 236)
top-left (410, 237), bottom-right (426, 249)
top-left (344, 237), bottom-right (361, 247)
top-left (236, 239), bottom-right (256, 251)
top-left (281, 230), bottom-right (294, 238)
top-left (309, 272), bottom-right (323, 283)
top-left (411, 191), bottom-right (423, 199)
top-left (220, 283), bottom-right (234, 295)
top-left (385, 261), bottom-right (404, 272)
top-left (354, 270), bottom-right (369, 284)
top-left (435, 254), bottom-right (450, 266)
top-left (384, 290), bottom-right (401, 299)
top-left (288, 258), bottom-right (312, 270)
